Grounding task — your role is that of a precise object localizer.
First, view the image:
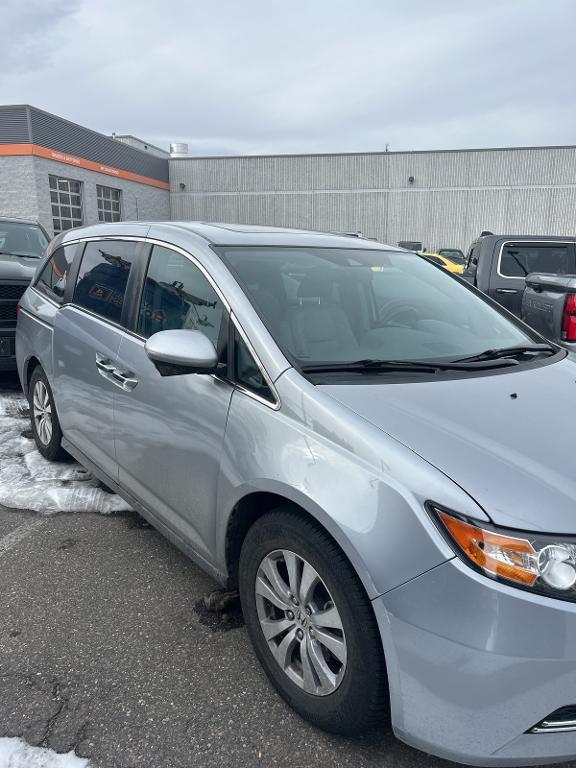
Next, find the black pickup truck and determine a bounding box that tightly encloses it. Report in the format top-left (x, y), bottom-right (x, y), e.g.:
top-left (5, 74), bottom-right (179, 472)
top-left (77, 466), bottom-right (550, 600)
top-left (522, 273), bottom-right (576, 349)
top-left (0, 217), bottom-right (49, 370)
top-left (462, 234), bottom-right (576, 317)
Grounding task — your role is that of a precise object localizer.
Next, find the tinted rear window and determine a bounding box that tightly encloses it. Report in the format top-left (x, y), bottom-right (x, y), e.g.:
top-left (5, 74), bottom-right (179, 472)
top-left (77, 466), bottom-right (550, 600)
top-left (73, 240), bottom-right (138, 325)
top-left (500, 243), bottom-right (573, 277)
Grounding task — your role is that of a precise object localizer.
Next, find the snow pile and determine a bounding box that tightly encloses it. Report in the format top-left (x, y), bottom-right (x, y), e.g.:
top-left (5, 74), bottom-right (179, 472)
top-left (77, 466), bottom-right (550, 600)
top-left (0, 391), bottom-right (131, 515)
top-left (0, 738), bottom-right (89, 767)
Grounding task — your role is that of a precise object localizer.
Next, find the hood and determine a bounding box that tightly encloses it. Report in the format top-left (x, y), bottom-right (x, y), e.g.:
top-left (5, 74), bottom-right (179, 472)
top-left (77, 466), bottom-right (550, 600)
top-left (0, 254), bottom-right (40, 281)
top-left (320, 358), bottom-right (576, 533)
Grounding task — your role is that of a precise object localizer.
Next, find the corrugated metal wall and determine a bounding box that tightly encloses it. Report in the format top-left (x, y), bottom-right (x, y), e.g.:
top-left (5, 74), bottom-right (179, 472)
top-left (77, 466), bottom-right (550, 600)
top-left (29, 108), bottom-right (169, 183)
top-left (169, 147), bottom-right (576, 251)
top-left (0, 105), bottom-right (30, 143)
top-left (0, 105), bottom-right (169, 183)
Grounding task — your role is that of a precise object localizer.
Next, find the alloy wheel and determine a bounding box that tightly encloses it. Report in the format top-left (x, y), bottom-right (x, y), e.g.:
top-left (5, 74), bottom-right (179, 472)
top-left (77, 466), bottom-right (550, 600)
top-left (255, 549), bottom-right (347, 696)
top-left (33, 380), bottom-right (53, 446)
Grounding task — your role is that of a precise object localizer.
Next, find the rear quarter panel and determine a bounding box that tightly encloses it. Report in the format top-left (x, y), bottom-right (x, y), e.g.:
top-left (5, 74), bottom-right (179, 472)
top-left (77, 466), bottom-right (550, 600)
top-left (16, 288), bottom-right (58, 393)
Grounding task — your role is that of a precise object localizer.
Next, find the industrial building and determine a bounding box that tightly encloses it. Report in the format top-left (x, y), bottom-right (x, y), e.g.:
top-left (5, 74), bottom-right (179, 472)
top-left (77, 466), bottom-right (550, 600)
top-left (170, 146), bottom-right (576, 252)
top-left (1, 105), bottom-right (576, 251)
top-left (0, 105), bottom-right (170, 237)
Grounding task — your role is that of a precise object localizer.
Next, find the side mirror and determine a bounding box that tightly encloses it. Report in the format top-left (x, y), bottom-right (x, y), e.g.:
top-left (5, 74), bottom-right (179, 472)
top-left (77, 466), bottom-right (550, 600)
top-left (145, 329), bottom-right (218, 376)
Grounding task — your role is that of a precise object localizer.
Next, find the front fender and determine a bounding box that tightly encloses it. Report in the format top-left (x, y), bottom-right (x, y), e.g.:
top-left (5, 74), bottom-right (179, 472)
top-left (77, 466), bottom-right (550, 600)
top-left (216, 385), bottom-right (469, 599)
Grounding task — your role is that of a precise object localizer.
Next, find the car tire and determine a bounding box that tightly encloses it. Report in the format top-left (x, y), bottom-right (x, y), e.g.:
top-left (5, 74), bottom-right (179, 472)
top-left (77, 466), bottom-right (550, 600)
top-left (28, 366), bottom-right (66, 461)
top-left (239, 507), bottom-right (388, 736)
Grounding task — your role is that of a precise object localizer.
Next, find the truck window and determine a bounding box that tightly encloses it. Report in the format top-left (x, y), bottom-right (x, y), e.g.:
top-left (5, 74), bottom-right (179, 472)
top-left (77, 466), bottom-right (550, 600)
top-left (466, 244), bottom-right (480, 276)
top-left (499, 243), bottom-right (571, 277)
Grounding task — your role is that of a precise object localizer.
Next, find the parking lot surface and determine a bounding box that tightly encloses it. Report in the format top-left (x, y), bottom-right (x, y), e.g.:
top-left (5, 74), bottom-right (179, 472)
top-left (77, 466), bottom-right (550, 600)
top-left (0, 374), bottom-right (529, 768)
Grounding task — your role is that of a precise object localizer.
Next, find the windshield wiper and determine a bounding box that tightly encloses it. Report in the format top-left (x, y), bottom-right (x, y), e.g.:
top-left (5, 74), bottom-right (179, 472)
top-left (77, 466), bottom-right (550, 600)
top-left (454, 344), bottom-right (557, 364)
top-left (0, 251), bottom-right (39, 258)
top-left (301, 357), bottom-right (520, 374)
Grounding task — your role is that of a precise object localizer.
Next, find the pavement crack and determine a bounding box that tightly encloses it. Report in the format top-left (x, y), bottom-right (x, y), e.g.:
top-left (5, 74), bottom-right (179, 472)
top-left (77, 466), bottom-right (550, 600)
top-left (71, 719), bottom-right (91, 755)
top-left (40, 680), bottom-right (70, 748)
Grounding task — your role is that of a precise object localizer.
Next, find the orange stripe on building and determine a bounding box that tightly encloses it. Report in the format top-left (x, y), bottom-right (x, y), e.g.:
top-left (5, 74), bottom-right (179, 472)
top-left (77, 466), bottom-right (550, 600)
top-left (0, 143), bottom-right (170, 190)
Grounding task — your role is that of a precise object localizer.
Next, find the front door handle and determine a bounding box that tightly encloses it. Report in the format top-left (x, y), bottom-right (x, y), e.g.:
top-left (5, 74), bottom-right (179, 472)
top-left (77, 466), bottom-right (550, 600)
top-left (496, 288), bottom-right (519, 294)
top-left (96, 354), bottom-right (116, 373)
top-left (96, 354), bottom-right (118, 386)
top-left (96, 354), bottom-right (138, 391)
top-left (112, 370), bottom-right (139, 391)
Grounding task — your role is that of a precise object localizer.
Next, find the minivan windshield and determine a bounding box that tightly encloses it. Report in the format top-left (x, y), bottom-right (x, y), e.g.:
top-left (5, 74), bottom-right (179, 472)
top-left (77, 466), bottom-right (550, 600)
top-left (0, 222), bottom-right (49, 258)
top-left (219, 246), bottom-right (538, 367)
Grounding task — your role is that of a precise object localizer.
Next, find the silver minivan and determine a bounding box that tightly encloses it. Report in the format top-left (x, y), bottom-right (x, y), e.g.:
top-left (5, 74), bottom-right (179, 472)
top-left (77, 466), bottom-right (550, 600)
top-left (15, 222), bottom-right (576, 766)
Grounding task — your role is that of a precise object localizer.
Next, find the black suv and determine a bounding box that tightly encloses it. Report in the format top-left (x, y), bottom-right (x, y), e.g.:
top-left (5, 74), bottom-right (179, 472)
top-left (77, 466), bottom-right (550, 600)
top-left (0, 217), bottom-right (49, 370)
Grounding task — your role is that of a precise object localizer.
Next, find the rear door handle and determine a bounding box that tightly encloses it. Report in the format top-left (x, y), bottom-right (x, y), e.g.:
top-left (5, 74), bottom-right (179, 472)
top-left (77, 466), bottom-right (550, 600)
top-left (496, 288), bottom-right (519, 294)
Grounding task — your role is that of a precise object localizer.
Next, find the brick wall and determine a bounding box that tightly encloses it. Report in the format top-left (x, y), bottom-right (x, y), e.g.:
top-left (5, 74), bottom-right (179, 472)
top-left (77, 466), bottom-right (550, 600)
top-left (0, 156), bottom-right (41, 222)
top-left (32, 157), bottom-right (170, 237)
top-left (0, 156), bottom-right (170, 238)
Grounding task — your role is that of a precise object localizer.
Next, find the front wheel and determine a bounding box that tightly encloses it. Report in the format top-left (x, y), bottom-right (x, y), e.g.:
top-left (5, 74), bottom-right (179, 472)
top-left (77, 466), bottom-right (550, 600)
top-left (239, 508), bottom-right (388, 736)
top-left (29, 366), bottom-right (66, 461)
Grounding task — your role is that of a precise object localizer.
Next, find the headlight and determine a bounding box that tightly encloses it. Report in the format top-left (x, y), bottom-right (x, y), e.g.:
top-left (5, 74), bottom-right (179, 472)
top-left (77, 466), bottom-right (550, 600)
top-left (431, 505), bottom-right (576, 599)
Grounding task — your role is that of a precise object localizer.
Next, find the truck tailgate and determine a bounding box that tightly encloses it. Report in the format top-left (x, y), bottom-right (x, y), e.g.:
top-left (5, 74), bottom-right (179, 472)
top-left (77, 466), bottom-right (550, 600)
top-left (522, 272), bottom-right (576, 343)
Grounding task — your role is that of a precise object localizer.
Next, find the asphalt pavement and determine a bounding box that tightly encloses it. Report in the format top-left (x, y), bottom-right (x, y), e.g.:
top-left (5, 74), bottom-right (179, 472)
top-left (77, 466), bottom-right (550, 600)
top-left (0, 372), bottom-right (462, 768)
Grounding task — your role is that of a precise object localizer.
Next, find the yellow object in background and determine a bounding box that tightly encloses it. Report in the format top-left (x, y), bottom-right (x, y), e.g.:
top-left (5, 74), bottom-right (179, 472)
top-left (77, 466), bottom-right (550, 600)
top-left (418, 252), bottom-right (464, 274)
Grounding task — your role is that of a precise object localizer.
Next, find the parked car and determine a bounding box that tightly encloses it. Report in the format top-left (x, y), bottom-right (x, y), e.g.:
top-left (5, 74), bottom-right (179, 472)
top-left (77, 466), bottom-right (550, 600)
top-left (522, 273), bottom-right (576, 349)
top-left (0, 217), bottom-right (49, 369)
top-left (462, 234), bottom-right (576, 316)
top-left (418, 252), bottom-right (464, 274)
top-left (397, 240), bottom-right (422, 251)
top-left (437, 247), bottom-right (466, 266)
top-left (16, 222), bottom-right (576, 766)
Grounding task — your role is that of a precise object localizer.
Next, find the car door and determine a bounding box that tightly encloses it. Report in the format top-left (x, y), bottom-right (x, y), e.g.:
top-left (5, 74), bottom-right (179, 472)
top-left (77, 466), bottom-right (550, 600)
top-left (52, 238), bottom-right (143, 479)
top-left (488, 240), bottom-right (576, 316)
top-left (113, 243), bottom-right (234, 562)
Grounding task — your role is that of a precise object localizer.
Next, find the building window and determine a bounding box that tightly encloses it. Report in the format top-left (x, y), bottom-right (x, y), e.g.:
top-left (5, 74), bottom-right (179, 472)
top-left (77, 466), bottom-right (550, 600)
top-left (49, 175), bottom-right (83, 234)
top-left (97, 185), bottom-right (122, 222)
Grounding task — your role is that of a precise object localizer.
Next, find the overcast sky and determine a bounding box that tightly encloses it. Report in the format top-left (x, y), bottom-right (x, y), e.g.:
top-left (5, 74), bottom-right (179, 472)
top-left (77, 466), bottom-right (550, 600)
top-left (1, 0), bottom-right (574, 156)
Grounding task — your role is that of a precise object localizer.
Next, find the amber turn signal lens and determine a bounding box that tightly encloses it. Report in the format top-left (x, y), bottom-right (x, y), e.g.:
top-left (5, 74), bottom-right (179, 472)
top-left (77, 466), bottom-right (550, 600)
top-left (437, 511), bottom-right (538, 586)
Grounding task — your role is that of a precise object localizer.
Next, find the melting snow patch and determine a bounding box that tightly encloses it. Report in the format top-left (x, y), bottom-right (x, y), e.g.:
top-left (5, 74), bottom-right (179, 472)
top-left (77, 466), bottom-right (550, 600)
top-left (0, 390), bottom-right (131, 515)
top-left (0, 737), bottom-right (89, 767)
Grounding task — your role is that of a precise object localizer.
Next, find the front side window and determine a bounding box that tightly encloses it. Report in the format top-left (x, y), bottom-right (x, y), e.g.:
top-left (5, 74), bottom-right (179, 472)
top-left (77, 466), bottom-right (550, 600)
top-left (97, 185), bottom-right (122, 223)
top-left (0, 222), bottom-right (48, 259)
top-left (219, 246), bottom-right (536, 368)
top-left (36, 244), bottom-right (78, 303)
top-left (49, 175), bottom-right (83, 234)
top-left (500, 243), bottom-right (573, 277)
top-left (74, 240), bottom-right (138, 324)
top-left (137, 245), bottom-right (225, 347)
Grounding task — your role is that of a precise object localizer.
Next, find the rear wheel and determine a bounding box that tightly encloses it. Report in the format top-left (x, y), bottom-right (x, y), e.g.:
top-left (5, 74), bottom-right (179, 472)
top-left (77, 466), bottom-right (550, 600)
top-left (29, 366), bottom-right (66, 461)
top-left (239, 507), bottom-right (388, 736)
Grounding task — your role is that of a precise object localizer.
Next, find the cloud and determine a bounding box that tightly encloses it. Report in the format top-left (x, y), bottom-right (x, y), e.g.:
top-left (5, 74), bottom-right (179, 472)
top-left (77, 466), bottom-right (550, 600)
top-left (0, 0), bottom-right (80, 74)
top-left (0, 0), bottom-right (574, 154)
